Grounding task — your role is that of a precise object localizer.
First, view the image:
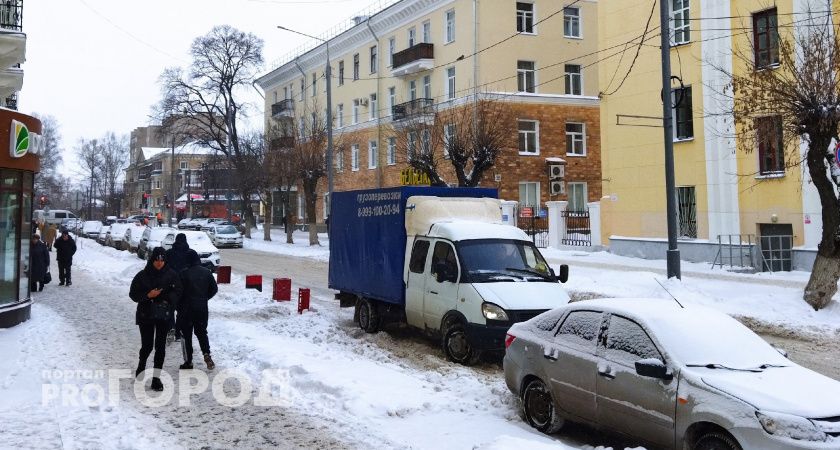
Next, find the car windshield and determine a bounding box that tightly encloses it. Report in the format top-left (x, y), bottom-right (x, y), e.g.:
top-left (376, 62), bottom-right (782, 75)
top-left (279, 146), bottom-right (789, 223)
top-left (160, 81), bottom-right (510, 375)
top-left (456, 239), bottom-right (554, 282)
top-left (216, 225), bottom-right (237, 234)
top-left (149, 229), bottom-right (171, 240)
top-left (646, 309), bottom-right (790, 369)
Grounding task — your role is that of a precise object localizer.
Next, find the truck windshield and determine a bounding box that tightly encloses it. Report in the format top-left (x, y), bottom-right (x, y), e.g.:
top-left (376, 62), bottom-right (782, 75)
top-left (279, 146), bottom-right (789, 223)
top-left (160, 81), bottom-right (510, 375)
top-left (456, 239), bottom-right (555, 283)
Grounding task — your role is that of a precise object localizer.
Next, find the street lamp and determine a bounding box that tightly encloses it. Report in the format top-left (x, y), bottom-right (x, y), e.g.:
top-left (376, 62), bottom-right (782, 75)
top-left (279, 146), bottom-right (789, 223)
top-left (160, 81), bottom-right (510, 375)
top-left (277, 25), bottom-right (334, 224)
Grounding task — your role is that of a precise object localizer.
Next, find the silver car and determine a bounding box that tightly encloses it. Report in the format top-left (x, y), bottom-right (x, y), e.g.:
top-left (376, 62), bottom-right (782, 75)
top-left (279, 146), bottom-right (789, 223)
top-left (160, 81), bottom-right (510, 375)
top-left (504, 298), bottom-right (840, 449)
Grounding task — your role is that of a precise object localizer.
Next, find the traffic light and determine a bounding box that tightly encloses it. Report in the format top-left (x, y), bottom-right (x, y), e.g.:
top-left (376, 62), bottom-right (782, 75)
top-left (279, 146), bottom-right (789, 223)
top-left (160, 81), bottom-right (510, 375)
top-left (38, 195), bottom-right (47, 207)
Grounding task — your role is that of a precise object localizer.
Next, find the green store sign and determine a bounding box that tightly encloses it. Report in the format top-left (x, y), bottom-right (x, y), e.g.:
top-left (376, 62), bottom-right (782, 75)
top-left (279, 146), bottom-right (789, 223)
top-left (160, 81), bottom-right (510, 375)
top-left (10, 119), bottom-right (45, 159)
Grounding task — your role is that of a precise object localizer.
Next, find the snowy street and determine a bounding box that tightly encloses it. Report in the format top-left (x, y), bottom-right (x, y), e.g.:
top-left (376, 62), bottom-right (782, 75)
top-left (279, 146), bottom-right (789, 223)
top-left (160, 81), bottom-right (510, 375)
top-left (0, 238), bottom-right (647, 449)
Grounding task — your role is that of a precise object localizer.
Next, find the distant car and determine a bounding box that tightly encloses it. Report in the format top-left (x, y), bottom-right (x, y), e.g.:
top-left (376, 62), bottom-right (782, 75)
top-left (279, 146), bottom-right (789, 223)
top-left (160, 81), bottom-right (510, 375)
top-left (137, 226), bottom-right (175, 260)
top-left (81, 220), bottom-right (103, 239)
top-left (61, 218), bottom-right (83, 233)
top-left (126, 224), bottom-right (146, 253)
top-left (35, 209), bottom-right (80, 226)
top-left (199, 218), bottom-right (227, 231)
top-left (504, 298), bottom-right (840, 450)
top-left (190, 218), bottom-right (210, 230)
top-left (177, 218), bottom-right (193, 230)
top-left (107, 223), bottom-right (132, 250)
top-left (206, 224), bottom-right (243, 248)
top-left (97, 225), bottom-right (111, 245)
top-left (161, 230), bottom-right (221, 271)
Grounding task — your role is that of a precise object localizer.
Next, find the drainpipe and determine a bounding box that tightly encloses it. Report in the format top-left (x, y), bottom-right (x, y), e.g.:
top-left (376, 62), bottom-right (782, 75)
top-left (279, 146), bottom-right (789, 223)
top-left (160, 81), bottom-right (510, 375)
top-left (366, 18), bottom-right (383, 188)
top-left (473, 0), bottom-right (479, 101)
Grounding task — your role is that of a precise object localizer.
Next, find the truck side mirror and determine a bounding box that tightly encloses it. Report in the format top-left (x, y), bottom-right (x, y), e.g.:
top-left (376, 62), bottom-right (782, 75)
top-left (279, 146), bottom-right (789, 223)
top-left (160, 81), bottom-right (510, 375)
top-left (558, 264), bottom-right (569, 283)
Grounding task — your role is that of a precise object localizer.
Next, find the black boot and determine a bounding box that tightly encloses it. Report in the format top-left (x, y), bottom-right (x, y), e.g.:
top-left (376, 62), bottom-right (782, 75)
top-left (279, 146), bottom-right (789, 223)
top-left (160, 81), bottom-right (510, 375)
top-left (135, 360), bottom-right (146, 379)
top-left (150, 377), bottom-right (164, 391)
top-left (179, 361), bottom-right (193, 370)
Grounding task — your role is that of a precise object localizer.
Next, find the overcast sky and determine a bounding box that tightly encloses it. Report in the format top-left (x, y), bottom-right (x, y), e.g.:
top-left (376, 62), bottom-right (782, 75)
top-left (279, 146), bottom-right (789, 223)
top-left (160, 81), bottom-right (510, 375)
top-left (21, 0), bottom-right (379, 179)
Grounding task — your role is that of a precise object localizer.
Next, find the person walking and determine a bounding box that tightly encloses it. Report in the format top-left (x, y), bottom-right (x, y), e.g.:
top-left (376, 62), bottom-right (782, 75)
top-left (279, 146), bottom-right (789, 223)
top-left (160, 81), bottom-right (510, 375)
top-left (129, 247), bottom-right (182, 391)
top-left (54, 229), bottom-right (76, 286)
top-left (178, 250), bottom-right (218, 370)
top-left (164, 233), bottom-right (191, 341)
top-left (44, 224), bottom-right (57, 252)
top-left (29, 233), bottom-right (49, 292)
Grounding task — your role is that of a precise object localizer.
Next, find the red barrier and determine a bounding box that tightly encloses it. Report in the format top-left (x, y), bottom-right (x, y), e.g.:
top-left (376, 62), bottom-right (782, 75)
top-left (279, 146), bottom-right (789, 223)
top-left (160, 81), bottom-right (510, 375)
top-left (297, 288), bottom-right (310, 314)
top-left (216, 266), bottom-right (232, 284)
top-left (245, 275), bottom-right (263, 292)
top-left (273, 278), bottom-right (291, 302)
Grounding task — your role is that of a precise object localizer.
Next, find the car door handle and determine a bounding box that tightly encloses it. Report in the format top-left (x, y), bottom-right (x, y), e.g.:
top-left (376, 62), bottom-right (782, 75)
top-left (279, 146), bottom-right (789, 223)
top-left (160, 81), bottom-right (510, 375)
top-left (428, 290), bottom-right (439, 295)
top-left (598, 364), bottom-right (615, 379)
top-left (543, 353), bottom-right (557, 361)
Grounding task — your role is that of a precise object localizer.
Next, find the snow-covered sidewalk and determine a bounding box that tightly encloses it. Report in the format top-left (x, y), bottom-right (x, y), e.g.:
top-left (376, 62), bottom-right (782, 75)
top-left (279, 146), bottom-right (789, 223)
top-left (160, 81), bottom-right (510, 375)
top-left (0, 239), bottom-right (641, 449)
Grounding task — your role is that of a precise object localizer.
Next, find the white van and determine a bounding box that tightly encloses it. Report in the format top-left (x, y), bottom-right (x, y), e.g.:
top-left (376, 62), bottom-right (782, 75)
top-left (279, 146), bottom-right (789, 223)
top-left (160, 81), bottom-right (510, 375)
top-left (34, 209), bottom-right (80, 226)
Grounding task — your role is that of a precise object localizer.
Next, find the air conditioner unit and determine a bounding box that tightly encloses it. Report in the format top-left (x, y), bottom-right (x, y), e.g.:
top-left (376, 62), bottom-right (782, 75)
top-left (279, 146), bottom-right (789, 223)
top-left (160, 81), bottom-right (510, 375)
top-left (550, 180), bottom-right (565, 196)
top-left (548, 164), bottom-right (565, 180)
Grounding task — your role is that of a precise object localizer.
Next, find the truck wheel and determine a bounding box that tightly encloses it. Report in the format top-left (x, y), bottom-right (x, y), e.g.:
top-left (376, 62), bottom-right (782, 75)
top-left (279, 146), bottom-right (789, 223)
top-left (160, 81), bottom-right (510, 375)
top-left (442, 321), bottom-right (480, 365)
top-left (522, 378), bottom-right (564, 434)
top-left (357, 299), bottom-right (380, 333)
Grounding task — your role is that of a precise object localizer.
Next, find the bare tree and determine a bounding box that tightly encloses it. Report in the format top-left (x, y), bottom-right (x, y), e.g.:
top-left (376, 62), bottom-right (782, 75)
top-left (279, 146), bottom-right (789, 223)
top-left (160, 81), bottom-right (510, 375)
top-left (98, 132), bottom-right (129, 216)
top-left (291, 101), bottom-right (329, 246)
top-left (75, 138), bottom-right (102, 219)
top-left (713, 13), bottom-right (840, 310)
top-left (157, 25), bottom-right (264, 237)
top-left (31, 114), bottom-right (63, 196)
top-left (267, 122), bottom-right (300, 244)
top-left (390, 96), bottom-right (516, 187)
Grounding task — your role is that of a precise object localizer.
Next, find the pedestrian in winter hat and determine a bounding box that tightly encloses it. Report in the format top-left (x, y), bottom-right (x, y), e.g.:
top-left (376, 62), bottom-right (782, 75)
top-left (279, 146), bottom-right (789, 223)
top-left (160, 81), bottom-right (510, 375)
top-left (54, 228), bottom-right (76, 286)
top-left (128, 246), bottom-right (183, 392)
top-left (178, 249), bottom-right (218, 371)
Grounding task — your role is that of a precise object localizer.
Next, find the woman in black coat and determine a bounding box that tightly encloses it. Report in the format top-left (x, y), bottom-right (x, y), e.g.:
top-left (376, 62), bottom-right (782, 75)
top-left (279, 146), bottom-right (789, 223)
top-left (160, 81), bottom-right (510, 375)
top-left (29, 234), bottom-right (49, 292)
top-left (129, 247), bottom-right (182, 391)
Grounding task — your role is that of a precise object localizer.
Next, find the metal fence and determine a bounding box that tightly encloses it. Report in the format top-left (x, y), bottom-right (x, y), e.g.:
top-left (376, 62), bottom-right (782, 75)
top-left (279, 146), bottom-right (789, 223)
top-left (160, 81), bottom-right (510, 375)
top-left (517, 207), bottom-right (549, 248)
top-left (0, 0), bottom-right (22, 31)
top-left (561, 208), bottom-right (591, 246)
top-left (712, 234), bottom-right (755, 270)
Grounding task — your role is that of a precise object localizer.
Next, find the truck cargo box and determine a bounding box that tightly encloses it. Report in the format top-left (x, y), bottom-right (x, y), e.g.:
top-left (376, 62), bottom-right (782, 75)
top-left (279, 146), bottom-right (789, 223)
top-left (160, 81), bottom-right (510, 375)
top-left (328, 186), bottom-right (497, 305)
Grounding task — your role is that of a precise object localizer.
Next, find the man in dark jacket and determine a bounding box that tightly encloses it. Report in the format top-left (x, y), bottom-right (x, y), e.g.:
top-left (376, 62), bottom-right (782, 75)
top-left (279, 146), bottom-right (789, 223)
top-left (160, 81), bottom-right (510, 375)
top-left (54, 229), bottom-right (76, 286)
top-left (29, 234), bottom-right (49, 292)
top-left (164, 233), bottom-right (191, 340)
top-left (178, 249), bottom-right (218, 370)
top-left (129, 247), bottom-right (183, 391)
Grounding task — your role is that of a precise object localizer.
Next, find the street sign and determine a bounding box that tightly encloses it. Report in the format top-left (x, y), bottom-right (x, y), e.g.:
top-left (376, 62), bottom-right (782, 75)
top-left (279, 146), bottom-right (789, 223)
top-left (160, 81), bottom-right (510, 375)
top-left (537, 209), bottom-right (547, 218)
top-left (520, 207), bottom-right (533, 218)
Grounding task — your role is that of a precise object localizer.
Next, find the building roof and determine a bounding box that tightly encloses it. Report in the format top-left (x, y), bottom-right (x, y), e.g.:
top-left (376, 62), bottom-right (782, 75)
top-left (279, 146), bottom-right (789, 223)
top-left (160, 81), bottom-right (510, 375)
top-left (140, 142), bottom-right (218, 162)
top-left (141, 147), bottom-right (170, 160)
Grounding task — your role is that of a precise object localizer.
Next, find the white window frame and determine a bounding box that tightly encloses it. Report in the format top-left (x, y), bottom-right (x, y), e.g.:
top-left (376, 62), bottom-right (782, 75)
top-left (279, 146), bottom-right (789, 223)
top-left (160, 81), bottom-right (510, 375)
top-left (516, 2), bottom-right (536, 34)
top-left (300, 78), bottom-right (305, 100)
top-left (353, 53), bottom-right (360, 80)
top-left (421, 129), bottom-right (431, 155)
top-left (337, 103), bottom-right (344, 128)
top-left (445, 9), bottom-right (455, 43)
top-left (312, 73), bottom-right (317, 97)
top-left (566, 122), bottom-right (586, 156)
top-left (387, 137), bottom-right (397, 165)
top-left (388, 87), bottom-right (396, 116)
top-left (423, 75), bottom-right (432, 99)
top-left (518, 120), bottom-right (540, 155)
top-left (446, 67), bottom-right (456, 100)
top-left (352, 101), bottom-right (359, 125)
top-left (409, 80), bottom-right (417, 101)
top-left (563, 7), bottom-right (581, 38)
top-left (519, 181), bottom-right (540, 209)
top-left (567, 182), bottom-right (588, 212)
top-left (388, 37), bottom-right (396, 66)
top-left (370, 93), bottom-right (378, 120)
top-left (565, 64), bottom-right (583, 96)
top-left (443, 123), bottom-right (455, 159)
top-left (180, 161), bottom-right (188, 170)
top-left (370, 45), bottom-right (378, 73)
top-left (408, 27), bottom-right (416, 47)
top-left (336, 149), bottom-right (344, 172)
top-left (517, 60), bottom-right (536, 93)
top-left (153, 179), bottom-right (161, 190)
top-left (407, 132), bottom-right (417, 161)
top-left (338, 61), bottom-right (345, 85)
top-left (368, 141), bottom-right (378, 169)
top-left (422, 20), bottom-right (431, 43)
top-left (351, 144), bottom-right (360, 171)
top-left (671, 0), bottom-right (690, 46)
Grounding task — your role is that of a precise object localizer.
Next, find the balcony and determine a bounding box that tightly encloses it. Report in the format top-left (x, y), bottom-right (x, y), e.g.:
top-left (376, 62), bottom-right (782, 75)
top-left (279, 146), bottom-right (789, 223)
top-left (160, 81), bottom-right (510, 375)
top-left (270, 136), bottom-right (295, 150)
top-left (0, 1), bottom-right (22, 31)
top-left (0, 1), bottom-right (25, 73)
top-left (391, 43), bottom-right (434, 77)
top-left (271, 99), bottom-right (295, 119)
top-left (392, 98), bottom-right (435, 123)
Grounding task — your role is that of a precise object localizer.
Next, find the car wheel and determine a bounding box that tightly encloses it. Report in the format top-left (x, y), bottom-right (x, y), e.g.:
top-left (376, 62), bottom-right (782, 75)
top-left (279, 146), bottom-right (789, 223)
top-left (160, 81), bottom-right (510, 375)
top-left (357, 298), bottom-right (380, 333)
top-left (441, 320), bottom-right (480, 365)
top-left (693, 432), bottom-right (741, 450)
top-left (522, 378), bottom-right (564, 434)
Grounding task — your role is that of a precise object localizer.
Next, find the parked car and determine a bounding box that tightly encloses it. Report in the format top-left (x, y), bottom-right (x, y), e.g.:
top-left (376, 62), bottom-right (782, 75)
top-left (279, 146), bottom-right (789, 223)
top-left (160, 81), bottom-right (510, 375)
top-left (107, 223), bottom-right (132, 250)
top-left (177, 218), bottom-right (193, 230)
top-left (34, 209), bottom-right (80, 226)
top-left (137, 226), bottom-right (175, 260)
top-left (161, 230), bottom-right (221, 271)
top-left (81, 220), bottom-right (103, 239)
top-left (190, 218), bottom-right (210, 230)
top-left (97, 225), bottom-right (111, 245)
top-left (206, 224), bottom-right (243, 248)
top-left (61, 218), bottom-right (84, 234)
top-left (126, 224), bottom-right (146, 253)
top-left (504, 298), bottom-right (840, 450)
top-left (199, 218), bottom-right (227, 231)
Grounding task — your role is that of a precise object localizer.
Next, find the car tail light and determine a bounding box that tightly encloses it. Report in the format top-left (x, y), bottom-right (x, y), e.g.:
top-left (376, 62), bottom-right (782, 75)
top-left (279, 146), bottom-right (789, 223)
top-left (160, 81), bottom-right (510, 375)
top-left (504, 333), bottom-right (516, 349)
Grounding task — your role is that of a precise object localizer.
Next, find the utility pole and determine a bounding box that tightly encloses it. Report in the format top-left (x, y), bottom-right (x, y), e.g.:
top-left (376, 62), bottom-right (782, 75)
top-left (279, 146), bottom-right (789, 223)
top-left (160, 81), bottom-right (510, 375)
top-left (659, 0), bottom-right (681, 279)
top-left (170, 135), bottom-right (176, 224)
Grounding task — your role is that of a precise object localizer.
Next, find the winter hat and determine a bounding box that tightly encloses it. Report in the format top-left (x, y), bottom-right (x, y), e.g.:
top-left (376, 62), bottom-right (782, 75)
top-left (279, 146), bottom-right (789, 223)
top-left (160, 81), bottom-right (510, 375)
top-left (187, 249), bottom-right (200, 266)
top-left (61, 228), bottom-right (69, 235)
top-left (175, 233), bottom-right (187, 244)
top-left (151, 247), bottom-right (167, 262)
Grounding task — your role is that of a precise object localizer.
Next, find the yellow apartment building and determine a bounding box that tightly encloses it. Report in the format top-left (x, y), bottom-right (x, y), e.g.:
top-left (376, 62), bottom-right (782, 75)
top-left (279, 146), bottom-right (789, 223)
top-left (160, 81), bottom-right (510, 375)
top-left (599, 0), bottom-right (837, 270)
top-left (257, 0), bottom-right (602, 226)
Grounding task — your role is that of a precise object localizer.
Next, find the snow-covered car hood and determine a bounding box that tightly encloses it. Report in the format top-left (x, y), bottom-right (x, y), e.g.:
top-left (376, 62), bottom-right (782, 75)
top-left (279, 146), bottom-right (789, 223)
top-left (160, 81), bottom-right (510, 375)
top-left (700, 365), bottom-right (840, 418)
top-left (473, 282), bottom-right (570, 310)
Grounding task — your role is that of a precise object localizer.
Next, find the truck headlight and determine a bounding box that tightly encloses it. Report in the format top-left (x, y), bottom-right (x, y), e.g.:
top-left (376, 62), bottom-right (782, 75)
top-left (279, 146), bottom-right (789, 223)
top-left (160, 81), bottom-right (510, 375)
top-left (756, 411), bottom-right (826, 442)
top-left (481, 303), bottom-right (509, 321)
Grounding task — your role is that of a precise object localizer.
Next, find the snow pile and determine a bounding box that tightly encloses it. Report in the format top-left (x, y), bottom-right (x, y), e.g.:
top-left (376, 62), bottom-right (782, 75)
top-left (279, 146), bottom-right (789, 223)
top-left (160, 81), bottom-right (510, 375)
top-left (475, 435), bottom-right (644, 450)
top-left (241, 230), bottom-right (330, 262)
